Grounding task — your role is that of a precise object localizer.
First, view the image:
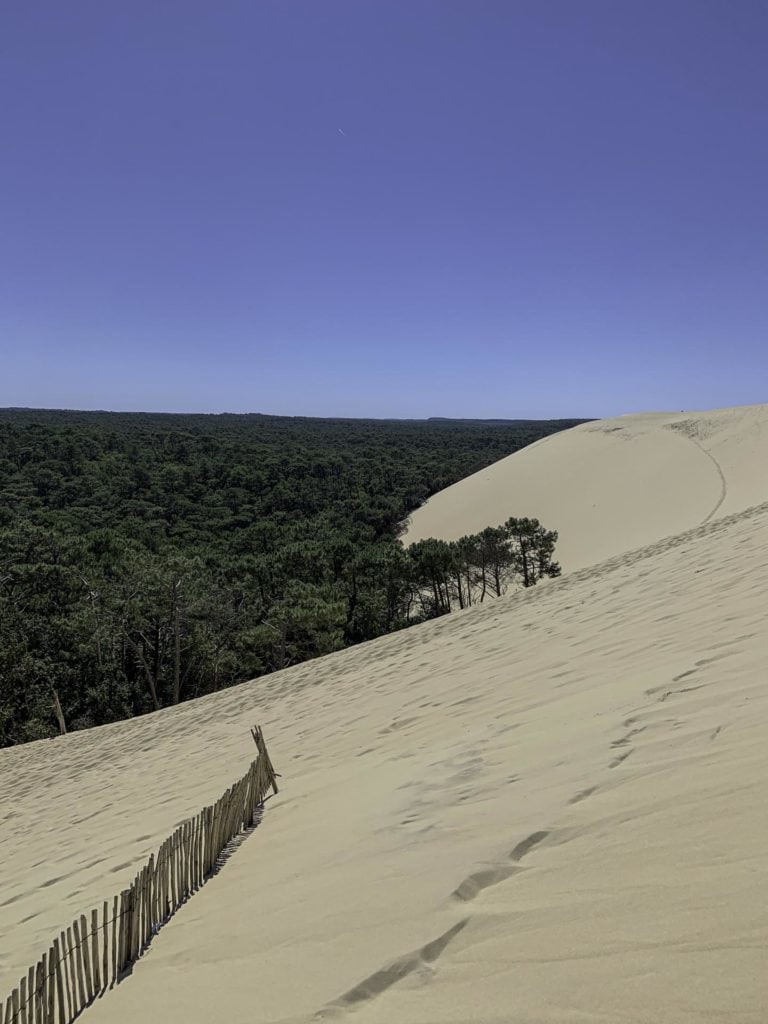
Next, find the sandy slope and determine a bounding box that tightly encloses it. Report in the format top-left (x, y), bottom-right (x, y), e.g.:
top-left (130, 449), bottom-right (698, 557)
top-left (402, 404), bottom-right (768, 570)
top-left (2, 404), bottom-right (767, 1023)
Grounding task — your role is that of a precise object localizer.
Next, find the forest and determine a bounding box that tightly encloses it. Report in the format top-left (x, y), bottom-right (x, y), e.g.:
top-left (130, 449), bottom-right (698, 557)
top-left (0, 409), bottom-right (585, 745)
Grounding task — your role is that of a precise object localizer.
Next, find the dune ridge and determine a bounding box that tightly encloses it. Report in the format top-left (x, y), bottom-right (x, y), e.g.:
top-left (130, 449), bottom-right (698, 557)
top-left (2, 403), bottom-right (767, 1023)
top-left (403, 403), bottom-right (768, 570)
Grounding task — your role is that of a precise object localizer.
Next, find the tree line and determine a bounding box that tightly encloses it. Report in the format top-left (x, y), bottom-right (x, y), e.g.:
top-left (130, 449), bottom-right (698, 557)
top-left (0, 410), bottom-right (582, 745)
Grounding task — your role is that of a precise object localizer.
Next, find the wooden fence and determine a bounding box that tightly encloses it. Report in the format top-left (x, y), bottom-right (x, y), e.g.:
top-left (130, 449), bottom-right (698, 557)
top-left (1, 726), bottom-right (278, 1024)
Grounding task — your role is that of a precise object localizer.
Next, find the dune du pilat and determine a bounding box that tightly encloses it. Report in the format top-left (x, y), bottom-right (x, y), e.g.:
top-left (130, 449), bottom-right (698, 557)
top-left (2, 405), bottom-right (768, 1023)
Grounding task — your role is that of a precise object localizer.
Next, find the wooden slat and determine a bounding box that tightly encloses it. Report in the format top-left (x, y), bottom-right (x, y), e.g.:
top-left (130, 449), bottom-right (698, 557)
top-left (182, 823), bottom-right (188, 897)
top-left (128, 878), bottom-right (137, 963)
top-left (187, 819), bottom-right (194, 891)
top-left (194, 815), bottom-right (200, 888)
top-left (154, 843), bottom-right (161, 921)
top-left (71, 920), bottom-right (86, 1008)
top-left (146, 861), bottom-right (153, 939)
top-left (52, 940), bottom-right (65, 1024)
top-left (111, 895), bottom-right (119, 984)
top-left (212, 801), bottom-right (219, 864)
top-left (218, 793), bottom-right (226, 853)
top-left (116, 892), bottom-right (126, 975)
top-left (158, 839), bottom-right (165, 921)
top-left (146, 855), bottom-right (154, 942)
top-left (188, 819), bottom-right (194, 891)
top-left (127, 877), bottom-right (135, 962)
top-left (223, 788), bottom-right (232, 846)
top-left (150, 851), bottom-right (158, 925)
top-left (226, 787), bottom-right (234, 843)
top-left (170, 831), bottom-right (177, 909)
top-left (19, 976), bottom-right (27, 1024)
top-left (143, 862), bottom-right (152, 947)
top-left (66, 925), bottom-right (79, 1015)
top-left (129, 882), bottom-right (136, 965)
top-left (18, 976), bottom-right (27, 1024)
top-left (79, 914), bottom-right (94, 1002)
top-left (102, 901), bottom-right (109, 991)
top-left (177, 825), bottom-right (184, 899)
top-left (134, 871), bottom-right (142, 956)
top-left (209, 804), bottom-right (215, 870)
top-left (206, 805), bottom-right (213, 874)
top-left (26, 967), bottom-right (35, 1024)
top-left (199, 811), bottom-right (205, 883)
top-left (205, 806), bottom-right (210, 867)
top-left (134, 873), bottom-right (142, 959)
top-left (46, 946), bottom-right (55, 1024)
top-left (31, 960), bottom-right (38, 1024)
top-left (211, 804), bottom-right (218, 866)
top-left (155, 842), bottom-right (163, 920)
top-left (158, 841), bottom-right (166, 918)
top-left (90, 908), bottom-right (101, 992)
top-left (183, 823), bottom-right (189, 896)
top-left (31, 961), bottom-right (40, 1024)
top-left (177, 828), bottom-right (183, 900)
top-left (133, 872), bottom-right (141, 957)
top-left (38, 952), bottom-right (48, 1024)
top-left (166, 836), bottom-right (172, 913)
top-left (119, 889), bottom-right (126, 972)
top-left (249, 760), bottom-right (257, 824)
top-left (164, 838), bottom-right (171, 914)
top-left (126, 884), bottom-right (134, 967)
top-left (59, 932), bottom-right (72, 1022)
top-left (141, 866), bottom-right (149, 949)
top-left (242, 767), bottom-right (250, 830)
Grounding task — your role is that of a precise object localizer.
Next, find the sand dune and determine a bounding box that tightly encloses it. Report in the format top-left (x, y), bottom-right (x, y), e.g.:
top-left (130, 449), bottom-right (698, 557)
top-left (2, 404), bottom-right (767, 1023)
top-left (403, 403), bottom-right (768, 570)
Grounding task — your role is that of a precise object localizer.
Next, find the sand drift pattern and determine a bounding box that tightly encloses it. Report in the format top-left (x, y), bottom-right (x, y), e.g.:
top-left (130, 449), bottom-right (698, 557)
top-left (0, 726), bottom-right (278, 1024)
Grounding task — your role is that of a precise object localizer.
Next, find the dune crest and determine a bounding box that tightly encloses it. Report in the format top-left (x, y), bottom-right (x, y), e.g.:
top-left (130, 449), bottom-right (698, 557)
top-left (403, 403), bottom-right (768, 570)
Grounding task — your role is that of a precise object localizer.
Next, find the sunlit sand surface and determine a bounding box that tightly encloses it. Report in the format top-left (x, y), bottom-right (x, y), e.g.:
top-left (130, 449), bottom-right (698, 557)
top-left (2, 404), bottom-right (767, 1023)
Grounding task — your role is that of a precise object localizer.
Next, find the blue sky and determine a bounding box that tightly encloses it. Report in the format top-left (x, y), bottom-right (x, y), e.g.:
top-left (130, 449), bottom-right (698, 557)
top-left (2, 1), bottom-right (766, 418)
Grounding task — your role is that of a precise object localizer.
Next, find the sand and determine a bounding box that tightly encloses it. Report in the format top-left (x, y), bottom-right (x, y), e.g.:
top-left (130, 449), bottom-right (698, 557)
top-left (2, 403), bottom-right (767, 1023)
top-left (403, 404), bottom-right (768, 570)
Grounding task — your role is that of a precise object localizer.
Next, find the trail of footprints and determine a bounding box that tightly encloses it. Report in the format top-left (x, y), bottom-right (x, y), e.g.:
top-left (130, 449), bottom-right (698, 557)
top-left (312, 652), bottom-right (740, 1017)
top-left (313, 829), bottom-right (556, 1019)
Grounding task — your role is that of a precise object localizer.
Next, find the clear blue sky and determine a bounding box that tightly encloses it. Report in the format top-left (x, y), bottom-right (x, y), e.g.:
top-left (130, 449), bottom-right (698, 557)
top-left (2, 1), bottom-right (766, 418)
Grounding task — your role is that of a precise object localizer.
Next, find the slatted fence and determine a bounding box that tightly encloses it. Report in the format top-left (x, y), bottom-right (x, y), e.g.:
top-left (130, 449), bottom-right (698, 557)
top-left (1, 726), bottom-right (278, 1024)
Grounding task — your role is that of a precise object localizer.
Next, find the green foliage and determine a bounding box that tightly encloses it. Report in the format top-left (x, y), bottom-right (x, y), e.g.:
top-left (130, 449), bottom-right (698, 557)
top-left (407, 517), bottom-right (561, 617)
top-left (0, 410), bottom-right (583, 745)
